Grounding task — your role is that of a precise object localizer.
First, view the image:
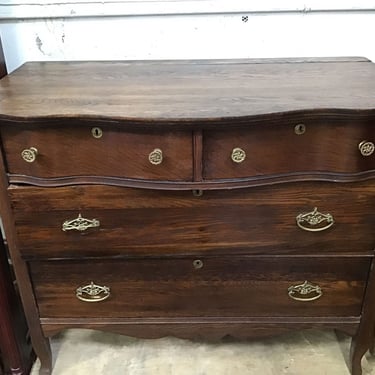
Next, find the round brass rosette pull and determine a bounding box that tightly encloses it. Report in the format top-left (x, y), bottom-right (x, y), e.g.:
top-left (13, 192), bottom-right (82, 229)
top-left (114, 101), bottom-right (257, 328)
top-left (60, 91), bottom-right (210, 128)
top-left (149, 148), bottom-right (163, 165)
top-left (231, 147), bottom-right (246, 163)
top-left (21, 147), bottom-right (38, 163)
top-left (358, 140), bottom-right (374, 157)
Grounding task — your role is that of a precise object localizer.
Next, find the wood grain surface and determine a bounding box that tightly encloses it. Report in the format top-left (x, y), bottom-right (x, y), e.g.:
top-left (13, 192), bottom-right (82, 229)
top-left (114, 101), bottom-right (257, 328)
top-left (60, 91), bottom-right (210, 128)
top-left (0, 59), bottom-right (375, 120)
top-left (9, 181), bottom-right (375, 258)
top-left (1, 125), bottom-right (193, 180)
top-left (30, 256), bottom-right (370, 319)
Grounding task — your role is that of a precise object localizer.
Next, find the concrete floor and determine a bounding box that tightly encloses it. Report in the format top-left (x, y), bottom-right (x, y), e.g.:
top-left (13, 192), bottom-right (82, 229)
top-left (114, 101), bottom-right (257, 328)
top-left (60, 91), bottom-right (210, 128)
top-left (30, 329), bottom-right (375, 375)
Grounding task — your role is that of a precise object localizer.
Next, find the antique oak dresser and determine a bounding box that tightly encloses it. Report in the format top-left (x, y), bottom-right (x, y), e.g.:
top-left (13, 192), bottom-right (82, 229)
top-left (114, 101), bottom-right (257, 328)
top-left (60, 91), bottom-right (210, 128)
top-left (0, 58), bottom-right (374, 374)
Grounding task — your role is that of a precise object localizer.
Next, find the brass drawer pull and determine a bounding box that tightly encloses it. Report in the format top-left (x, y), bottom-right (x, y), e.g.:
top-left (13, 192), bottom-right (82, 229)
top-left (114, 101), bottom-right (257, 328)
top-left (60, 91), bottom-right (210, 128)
top-left (76, 281), bottom-right (110, 303)
top-left (296, 207), bottom-right (334, 232)
top-left (21, 147), bottom-right (38, 163)
top-left (149, 148), bottom-right (163, 165)
top-left (358, 140), bottom-right (374, 156)
top-left (231, 147), bottom-right (246, 163)
top-left (62, 213), bottom-right (100, 232)
top-left (288, 280), bottom-right (322, 302)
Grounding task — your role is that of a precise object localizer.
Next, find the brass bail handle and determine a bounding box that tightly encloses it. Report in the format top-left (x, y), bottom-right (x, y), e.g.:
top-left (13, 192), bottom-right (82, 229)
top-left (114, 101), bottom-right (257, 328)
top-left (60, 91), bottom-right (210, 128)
top-left (296, 207), bottom-right (334, 232)
top-left (62, 213), bottom-right (100, 232)
top-left (76, 281), bottom-right (111, 302)
top-left (288, 280), bottom-right (323, 302)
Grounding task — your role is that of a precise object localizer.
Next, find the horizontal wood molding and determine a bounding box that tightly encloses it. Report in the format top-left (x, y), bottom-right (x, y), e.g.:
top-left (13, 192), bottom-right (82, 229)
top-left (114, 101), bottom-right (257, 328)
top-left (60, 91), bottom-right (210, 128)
top-left (0, 0), bottom-right (375, 20)
top-left (40, 316), bottom-right (360, 338)
top-left (7, 170), bottom-right (375, 190)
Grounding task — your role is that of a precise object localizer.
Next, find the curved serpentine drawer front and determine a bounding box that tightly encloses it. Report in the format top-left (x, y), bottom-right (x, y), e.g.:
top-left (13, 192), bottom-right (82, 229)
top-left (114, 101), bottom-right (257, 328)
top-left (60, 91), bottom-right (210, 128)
top-left (0, 126), bottom-right (193, 181)
top-left (9, 181), bottom-right (375, 258)
top-left (203, 120), bottom-right (374, 179)
top-left (1, 120), bottom-right (373, 184)
top-left (30, 256), bottom-right (370, 319)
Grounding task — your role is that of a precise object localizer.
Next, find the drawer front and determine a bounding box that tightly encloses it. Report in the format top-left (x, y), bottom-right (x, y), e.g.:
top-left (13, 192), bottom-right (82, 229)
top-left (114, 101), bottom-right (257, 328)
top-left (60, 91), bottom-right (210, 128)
top-left (1, 125), bottom-right (193, 181)
top-left (203, 121), bottom-right (374, 179)
top-left (10, 181), bottom-right (375, 258)
top-left (30, 256), bottom-right (371, 318)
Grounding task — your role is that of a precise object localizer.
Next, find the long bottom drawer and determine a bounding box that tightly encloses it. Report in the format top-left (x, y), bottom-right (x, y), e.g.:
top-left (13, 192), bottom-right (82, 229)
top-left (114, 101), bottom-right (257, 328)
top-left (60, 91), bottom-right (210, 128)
top-left (30, 256), bottom-right (371, 318)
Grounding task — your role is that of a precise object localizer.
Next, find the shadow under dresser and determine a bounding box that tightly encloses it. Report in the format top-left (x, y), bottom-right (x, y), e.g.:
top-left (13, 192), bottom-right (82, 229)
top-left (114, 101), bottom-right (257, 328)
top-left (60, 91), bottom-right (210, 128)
top-left (0, 57), bottom-right (374, 375)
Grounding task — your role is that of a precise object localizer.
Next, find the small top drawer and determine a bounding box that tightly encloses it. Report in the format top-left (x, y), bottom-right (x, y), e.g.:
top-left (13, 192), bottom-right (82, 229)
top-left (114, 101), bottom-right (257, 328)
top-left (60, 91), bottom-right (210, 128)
top-left (0, 125), bottom-right (193, 181)
top-left (203, 120), bottom-right (374, 180)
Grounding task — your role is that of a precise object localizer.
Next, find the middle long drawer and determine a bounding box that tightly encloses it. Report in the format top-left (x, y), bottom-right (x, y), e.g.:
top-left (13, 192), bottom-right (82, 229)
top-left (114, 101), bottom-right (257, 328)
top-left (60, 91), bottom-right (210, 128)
top-left (10, 181), bottom-right (374, 258)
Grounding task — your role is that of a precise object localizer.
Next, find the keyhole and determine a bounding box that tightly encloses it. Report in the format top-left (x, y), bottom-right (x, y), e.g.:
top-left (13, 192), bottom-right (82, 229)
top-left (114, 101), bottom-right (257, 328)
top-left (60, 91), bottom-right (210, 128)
top-left (294, 124), bottom-right (306, 135)
top-left (192, 190), bottom-right (203, 197)
top-left (91, 127), bottom-right (103, 139)
top-left (193, 259), bottom-right (203, 269)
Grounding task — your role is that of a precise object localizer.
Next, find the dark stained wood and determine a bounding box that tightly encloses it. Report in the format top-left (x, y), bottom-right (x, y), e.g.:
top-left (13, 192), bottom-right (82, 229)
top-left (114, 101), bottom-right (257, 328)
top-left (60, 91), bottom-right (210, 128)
top-left (203, 119), bottom-right (374, 179)
top-left (1, 125), bottom-right (193, 181)
top-left (40, 317), bottom-right (360, 339)
top-left (30, 256), bottom-right (370, 319)
top-left (0, 238), bottom-right (34, 375)
top-left (0, 37), bottom-right (36, 375)
top-left (0, 58), bottom-right (374, 375)
top-left (0, 139), bottom-right (52, 374)
top-left (350, 256), bottom-right (375, 375)
top-left (9, 181), bottom-right (375, 259)
top-left (7, 169), bottom-right (375, 190)
top-left (2, 114), bottom-right (373, 190)
top-left (0, 59), bottom-right (375, 120)
top-left (193, 129), bottom-right (203, 182)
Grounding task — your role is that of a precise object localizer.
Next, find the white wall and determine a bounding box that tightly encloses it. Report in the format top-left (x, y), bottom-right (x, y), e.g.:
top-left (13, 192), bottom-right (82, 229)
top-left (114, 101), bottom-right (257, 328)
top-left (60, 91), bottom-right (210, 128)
top-left (1, 1), bottom-right (375, 73)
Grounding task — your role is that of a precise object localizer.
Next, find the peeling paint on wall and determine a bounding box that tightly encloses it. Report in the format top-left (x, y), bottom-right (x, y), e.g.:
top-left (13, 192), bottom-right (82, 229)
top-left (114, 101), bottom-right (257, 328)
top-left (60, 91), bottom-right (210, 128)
top-left (35, 35), bottom-right (44, 54)
top-left (2, 12), bottom-right (375, 73)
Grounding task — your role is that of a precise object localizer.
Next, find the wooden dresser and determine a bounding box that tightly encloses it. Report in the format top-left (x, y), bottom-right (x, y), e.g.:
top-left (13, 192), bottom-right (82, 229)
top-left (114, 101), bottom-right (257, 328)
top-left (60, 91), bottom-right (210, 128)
top-left (0, 58), bottom-right (374, 375)
top-left (0, 36), bottom-right (35, 375)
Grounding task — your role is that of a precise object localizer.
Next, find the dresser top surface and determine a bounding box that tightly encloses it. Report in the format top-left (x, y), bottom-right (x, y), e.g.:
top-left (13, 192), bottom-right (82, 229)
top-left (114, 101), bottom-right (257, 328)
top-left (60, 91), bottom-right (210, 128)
top-left (0, 57), bottom-right (375, 121)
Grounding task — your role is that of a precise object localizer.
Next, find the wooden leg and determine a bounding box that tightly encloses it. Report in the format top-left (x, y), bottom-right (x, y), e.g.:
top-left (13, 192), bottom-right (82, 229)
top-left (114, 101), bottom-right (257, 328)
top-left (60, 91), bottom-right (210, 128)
top-left (350, 336), bottom-right (368, 375)
top-left (370, 328), bottom-right (375, 356)
top-left (0, 240), bottom-right (35, 375)
top-left (33, 337), bottom-right (52, 375)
